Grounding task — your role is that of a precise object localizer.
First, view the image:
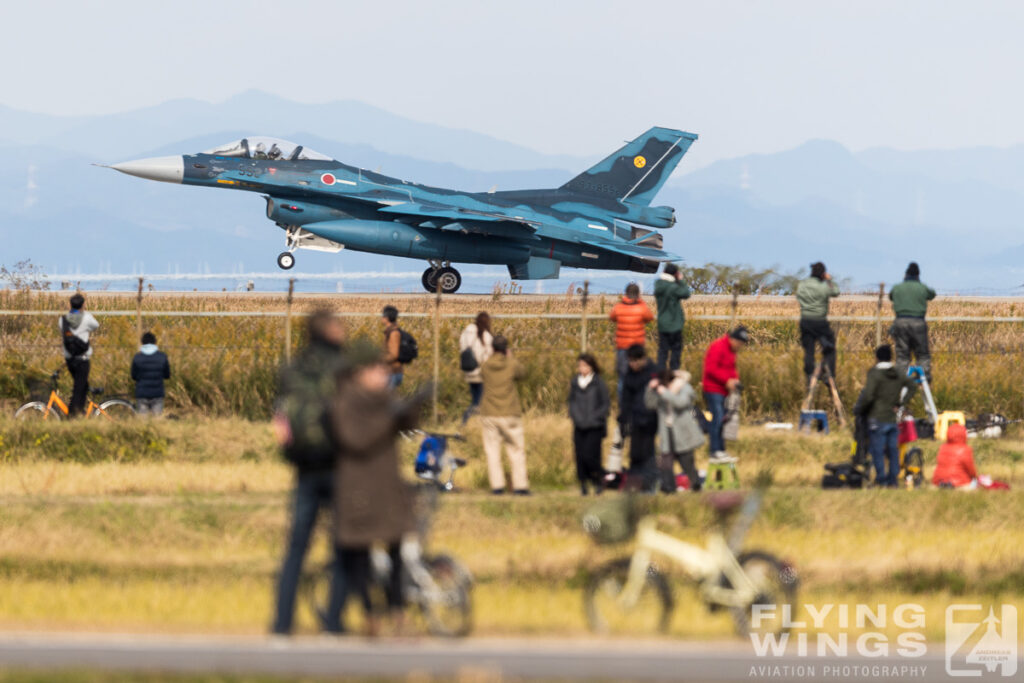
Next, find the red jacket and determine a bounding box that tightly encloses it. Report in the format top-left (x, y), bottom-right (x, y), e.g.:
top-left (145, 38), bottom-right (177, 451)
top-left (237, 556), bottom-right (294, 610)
top-left (609, 297), bottom-right (654, 349)
top-left (932, 423), bottom-right (978, 487)
top-left (702, 335), bottom-right (738, 396)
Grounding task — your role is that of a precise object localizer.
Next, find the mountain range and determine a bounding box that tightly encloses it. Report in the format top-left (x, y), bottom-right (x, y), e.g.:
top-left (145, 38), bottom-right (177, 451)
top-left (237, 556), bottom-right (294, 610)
top-left (2, 91), bottom-right (1022, 293)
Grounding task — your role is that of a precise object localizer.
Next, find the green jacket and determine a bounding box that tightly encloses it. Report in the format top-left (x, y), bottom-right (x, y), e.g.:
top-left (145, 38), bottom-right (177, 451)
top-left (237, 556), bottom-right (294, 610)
top-left (480, 353), bottom-right (526, 417)
top-left (889, 278), bottom-right (936, 318)
top-left (796, 277), bottom-right (840, 320)
top-left (276, 340), bottom-right (347, 469)
top-left (853, 363), bottom-right (917, 424)
top-left (653, 275), bottom-right (692, 333)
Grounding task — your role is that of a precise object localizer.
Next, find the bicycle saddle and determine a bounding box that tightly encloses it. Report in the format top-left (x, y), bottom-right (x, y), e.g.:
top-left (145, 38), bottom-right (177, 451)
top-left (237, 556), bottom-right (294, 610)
top-left (90, 387), bottom-right (104, 395)
top-left (706, 491), bottom-right (745, 513)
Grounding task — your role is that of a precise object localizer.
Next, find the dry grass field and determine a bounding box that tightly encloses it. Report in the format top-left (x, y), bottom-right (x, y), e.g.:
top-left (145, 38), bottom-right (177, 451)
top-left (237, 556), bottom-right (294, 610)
top-left (0, 416), bottom-right (1021, 642)
top-left (3, 290), bottom-right (1024, 421)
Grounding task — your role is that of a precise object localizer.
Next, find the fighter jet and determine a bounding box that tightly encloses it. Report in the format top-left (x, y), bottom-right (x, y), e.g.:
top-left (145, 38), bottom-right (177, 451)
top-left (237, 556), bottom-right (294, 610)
top-left (106, 128), bottom-right (696, 293)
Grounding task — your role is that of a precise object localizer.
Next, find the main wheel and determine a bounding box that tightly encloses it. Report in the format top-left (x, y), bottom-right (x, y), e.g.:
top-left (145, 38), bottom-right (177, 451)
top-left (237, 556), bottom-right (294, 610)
top-left (903, 447), bottom-right (925, 488)
top-left (421, 268), bottom-right (439, 293)
top-left (277, 252), bottom-right (295, 270)
top-left (435, 267), bottom-right (462, 294)
top-left (95, 399), bottom-right (136, 419)
top-left (14, 401), bottom-right (61, 420)
top-left (417, 554), bottom-right (473, 637)
top-left (726, 551), bottom-right (799, 637)
top-left (584, 558), bottom-right (673, 635)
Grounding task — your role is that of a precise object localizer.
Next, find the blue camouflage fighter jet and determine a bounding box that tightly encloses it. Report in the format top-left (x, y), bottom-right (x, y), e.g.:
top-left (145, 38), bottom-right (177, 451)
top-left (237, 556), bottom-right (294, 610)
top-left (106, 128), bottom-right (696, 293)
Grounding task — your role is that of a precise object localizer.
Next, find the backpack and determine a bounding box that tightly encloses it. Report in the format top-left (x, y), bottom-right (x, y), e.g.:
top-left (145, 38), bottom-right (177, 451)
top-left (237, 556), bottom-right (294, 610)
top-left (459, 346), bottom-right (478, 372)
top-left (278, 358), bottom-right (336, 469)
top-left (61, 316), bottom-right (90, 357)
top-left (397, 329), bottom-right (419, 364)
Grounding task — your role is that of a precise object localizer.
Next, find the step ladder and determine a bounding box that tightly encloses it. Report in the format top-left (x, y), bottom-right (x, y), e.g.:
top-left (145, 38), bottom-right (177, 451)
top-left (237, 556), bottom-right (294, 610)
top-left (705, 461), bottom-right (740, 490)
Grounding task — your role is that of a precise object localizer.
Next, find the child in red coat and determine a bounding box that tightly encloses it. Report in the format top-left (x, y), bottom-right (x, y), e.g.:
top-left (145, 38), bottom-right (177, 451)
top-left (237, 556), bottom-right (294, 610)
top-left (932, 423), bottom-right (978, 489)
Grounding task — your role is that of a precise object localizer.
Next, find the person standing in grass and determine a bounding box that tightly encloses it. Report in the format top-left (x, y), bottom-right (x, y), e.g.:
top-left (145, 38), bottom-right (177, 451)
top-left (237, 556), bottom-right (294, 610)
top-left (701, 326), bottom-right (748, 463)
top-left (853, 344), bottom-right (917, 488)
top-left (796, 261), bottom-right (840, 387)
top-left (327, 344), bottom-right (424, 636)
top-left (618, 344), bottom-right (660, 492)
top-left (568, 353), bottom-right (610, 496)
top-left (458, 312), bottom-right (494, 424)
top-left (130, 331), bottom-right (170, 416)
top-left (58, 292), bottom-right (99, 417)
top-left (609, 283), bottom-right (654, 398)
top-left (645, 368), bottom-right (704, 493)
top-left (381, 305), bottom-right (404, 389)
top-left (479, 335), bottom-right (530, 495)
top-left (653, 263), bottom-right (692, 371)
top-left (889, 262), bottom-right (937, 381)
top-left (271, 310), bottom-right (348, 635)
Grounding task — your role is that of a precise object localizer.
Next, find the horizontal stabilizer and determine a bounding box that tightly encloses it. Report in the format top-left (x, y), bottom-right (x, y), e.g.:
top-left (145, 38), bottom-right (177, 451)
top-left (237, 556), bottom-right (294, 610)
top-left (580, 238), bottom-right (680, 262)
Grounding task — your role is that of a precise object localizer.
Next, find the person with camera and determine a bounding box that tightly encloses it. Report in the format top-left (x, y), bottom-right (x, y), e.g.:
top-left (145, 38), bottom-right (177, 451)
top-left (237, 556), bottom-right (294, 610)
top-left (58, 292), bottom-right (99, 418)
top-left (458, 311), bottom-right (494, 424)
top-left (480, 335), bottom-right (530, 495)
top-left (618, 344), bottom-right (660, 492)
top-left (653, 263), bottom-right (692, 371)
top-left (796, 261), bottom-right (840, 387)
top-left (853, 344), bottom-right (917, 487)
top-left (645, 368), bottom-right (704, 493)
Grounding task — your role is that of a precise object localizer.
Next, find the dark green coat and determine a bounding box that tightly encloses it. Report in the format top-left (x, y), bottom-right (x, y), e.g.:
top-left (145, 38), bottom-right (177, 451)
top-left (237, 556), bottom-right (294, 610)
top-left (653, 276), bottom-right (692, 333)
top-left (853, 363), bottom-right (917, 424)
top-left (889, 279), bottom-right (936, 318)
top-left (276, 340), bottom-right (347, 470)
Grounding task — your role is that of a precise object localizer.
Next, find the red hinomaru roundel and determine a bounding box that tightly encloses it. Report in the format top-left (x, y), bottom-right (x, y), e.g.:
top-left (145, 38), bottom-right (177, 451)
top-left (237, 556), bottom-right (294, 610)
top-left (320, 173), bottom-right (336, 185)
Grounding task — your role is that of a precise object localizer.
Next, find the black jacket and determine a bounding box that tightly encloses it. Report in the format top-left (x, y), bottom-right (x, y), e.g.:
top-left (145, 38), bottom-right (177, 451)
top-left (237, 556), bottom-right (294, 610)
top-left (568, 374), bottom-right (610, 431)
top-left (619, 359), bottom-right (658, 434)
top-left (131, 346), bottom-right (170, 399)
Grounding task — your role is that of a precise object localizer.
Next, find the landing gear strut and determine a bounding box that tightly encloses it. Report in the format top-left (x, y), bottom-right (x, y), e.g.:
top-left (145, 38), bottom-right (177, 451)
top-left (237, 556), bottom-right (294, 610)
top-left (277, 252), bottom-right (295, 270)
top-left (421, 262), bottom-right (462, 294)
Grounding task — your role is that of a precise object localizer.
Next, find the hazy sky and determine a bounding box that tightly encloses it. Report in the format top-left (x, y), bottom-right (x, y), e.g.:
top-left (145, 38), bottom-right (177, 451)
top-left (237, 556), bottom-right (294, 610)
top-left (5, 1), bottom-right (1023, 166)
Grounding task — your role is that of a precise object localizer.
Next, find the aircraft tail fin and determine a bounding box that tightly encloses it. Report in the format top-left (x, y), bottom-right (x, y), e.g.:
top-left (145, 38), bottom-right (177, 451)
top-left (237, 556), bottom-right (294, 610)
top-left (561, 127), bottom-right (697, 206)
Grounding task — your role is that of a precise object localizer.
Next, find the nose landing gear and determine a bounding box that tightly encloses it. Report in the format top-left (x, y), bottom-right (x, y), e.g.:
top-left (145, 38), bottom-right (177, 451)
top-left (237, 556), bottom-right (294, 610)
top-left (277, 252), bottom-right (296, 270)
top-left (421, 262), bottom-right (462, 294)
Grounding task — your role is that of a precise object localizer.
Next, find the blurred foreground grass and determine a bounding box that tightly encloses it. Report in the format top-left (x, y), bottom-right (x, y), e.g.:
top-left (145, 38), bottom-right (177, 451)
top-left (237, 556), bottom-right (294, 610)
top-left (0, 417), bottom-right (1022, 640)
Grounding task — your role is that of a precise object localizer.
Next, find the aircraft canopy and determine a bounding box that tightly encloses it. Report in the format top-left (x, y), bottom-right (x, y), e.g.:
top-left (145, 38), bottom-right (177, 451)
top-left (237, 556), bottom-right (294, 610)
top-left (202, 137), bottom-right (332, 161)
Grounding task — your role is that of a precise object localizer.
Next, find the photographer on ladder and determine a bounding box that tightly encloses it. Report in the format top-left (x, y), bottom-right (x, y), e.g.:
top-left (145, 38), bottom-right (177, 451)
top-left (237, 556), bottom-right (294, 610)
top-left (796, 262), bottom-right (840, 389)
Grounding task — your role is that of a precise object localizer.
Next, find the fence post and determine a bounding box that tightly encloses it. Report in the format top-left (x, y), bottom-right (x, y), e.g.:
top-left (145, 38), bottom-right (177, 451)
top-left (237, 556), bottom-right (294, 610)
top-left (730, 284), bottom-right (740, 328)
top-left (433, 278), bottom-right (442, 424)
top-left (876, 282), bottom-right (885, 346)
top-left (284, 278), bottom-right (295, 363)
top-left (580, 280), bottom-right (590, 351)
top-left (135, 277), bottom-right (144, 341)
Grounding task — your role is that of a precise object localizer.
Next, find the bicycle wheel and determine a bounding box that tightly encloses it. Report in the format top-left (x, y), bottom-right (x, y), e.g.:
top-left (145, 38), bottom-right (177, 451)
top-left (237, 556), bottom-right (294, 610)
top-left (417, 554), bottom-right (473, 637)
top-left (95, 398), bottom-right (136, 419)
top-left (903, 447), bottom-right (925, 488)
top-left (14, 401), bottom-right (61, 421)
top-left (584, 557), bottom-right (673, 635)
top-left (727, 551), bottom-right (799, 637)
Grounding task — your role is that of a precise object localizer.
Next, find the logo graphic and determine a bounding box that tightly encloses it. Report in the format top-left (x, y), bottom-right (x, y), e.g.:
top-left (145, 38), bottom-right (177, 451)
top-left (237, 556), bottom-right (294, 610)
top-left (320, 173), bottom-right (336, 185)
top-left (946, 605), bottom-right (1018, 677)
top-left (633, 155), bottom-right (646, 169)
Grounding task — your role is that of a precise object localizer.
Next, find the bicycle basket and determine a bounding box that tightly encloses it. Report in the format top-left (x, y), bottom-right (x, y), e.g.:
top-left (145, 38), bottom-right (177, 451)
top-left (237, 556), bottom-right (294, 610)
top-left (582, 497), bottom-right (637, 545)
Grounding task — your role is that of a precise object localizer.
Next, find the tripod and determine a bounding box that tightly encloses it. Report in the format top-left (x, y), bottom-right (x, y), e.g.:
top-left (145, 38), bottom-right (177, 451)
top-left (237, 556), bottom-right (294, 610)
top-left (800, 361), bottom-right (847, 432)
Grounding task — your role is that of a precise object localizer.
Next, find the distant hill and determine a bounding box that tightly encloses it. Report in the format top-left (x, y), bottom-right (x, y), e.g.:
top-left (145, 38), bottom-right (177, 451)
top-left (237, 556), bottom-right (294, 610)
top-left (2, 94), bottom-right (1023, 293)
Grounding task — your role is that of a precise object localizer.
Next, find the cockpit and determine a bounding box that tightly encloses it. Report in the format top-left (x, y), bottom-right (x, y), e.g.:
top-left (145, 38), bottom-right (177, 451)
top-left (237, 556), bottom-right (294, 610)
top-left (202, 137), bottom-right (332, 162)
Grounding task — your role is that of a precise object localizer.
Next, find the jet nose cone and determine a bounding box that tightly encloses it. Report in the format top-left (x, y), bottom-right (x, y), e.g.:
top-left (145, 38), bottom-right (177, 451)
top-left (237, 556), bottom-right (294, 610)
top-left (110, 156), bottom-right (184, 183)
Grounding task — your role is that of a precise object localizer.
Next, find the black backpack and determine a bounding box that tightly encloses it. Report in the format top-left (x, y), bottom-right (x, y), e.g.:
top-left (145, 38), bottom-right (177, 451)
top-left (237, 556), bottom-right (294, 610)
top-left (397, 329), bottom-right (419, 364)
top-left (459, 347), bottom-right (478, 372)
top-left (61, 316), bottom-right (90, 357)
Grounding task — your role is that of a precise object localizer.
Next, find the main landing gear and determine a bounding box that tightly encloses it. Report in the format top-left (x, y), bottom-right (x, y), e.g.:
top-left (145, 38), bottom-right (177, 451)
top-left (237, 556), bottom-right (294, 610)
top-left (421, 261), bottom-right (462, 294)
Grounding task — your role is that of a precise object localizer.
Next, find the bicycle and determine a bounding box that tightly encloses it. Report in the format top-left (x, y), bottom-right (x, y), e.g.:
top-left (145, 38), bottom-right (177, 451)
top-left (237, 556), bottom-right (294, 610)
top-left (582, 486), bottom-right (799, 637)
top-left (304, 484), bottom-right (474, 637)
top-left (14, 369), bottom-right (136, 420)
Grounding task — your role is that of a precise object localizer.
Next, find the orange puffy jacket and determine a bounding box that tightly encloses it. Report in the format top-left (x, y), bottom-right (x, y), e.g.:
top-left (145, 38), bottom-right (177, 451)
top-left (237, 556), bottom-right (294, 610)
top-left (609, 297), bottom-right (654, 349)
top-left (931, 423), bottom-right (978, 488)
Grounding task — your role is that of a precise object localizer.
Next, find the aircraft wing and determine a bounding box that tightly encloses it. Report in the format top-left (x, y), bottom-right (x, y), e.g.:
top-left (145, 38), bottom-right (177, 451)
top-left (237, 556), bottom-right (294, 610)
top-left (376, 202), bottom-right (541, 240)
top-left (580, 238), bottom-right (680, 262)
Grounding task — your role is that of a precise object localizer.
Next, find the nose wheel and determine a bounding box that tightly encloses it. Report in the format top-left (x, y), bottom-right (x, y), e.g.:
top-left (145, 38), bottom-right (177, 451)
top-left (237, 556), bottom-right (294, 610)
top-left (421, 265), bottom-right (462, 294)
top-left (277, 252), bottom-right (295, 270)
